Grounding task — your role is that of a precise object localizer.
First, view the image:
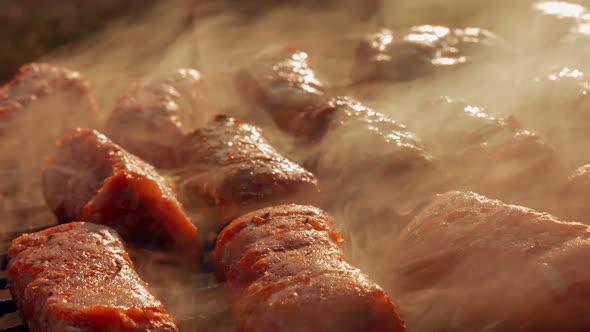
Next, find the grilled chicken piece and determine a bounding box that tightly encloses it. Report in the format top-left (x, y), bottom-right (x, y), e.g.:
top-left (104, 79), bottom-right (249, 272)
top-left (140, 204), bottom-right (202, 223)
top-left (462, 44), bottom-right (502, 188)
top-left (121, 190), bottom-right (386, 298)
top-left (8, 222), bottom-right (179, 332)
top-left (236, 46), bottom-right (325, 128)
top-left (405, 97), bottom-right (564, 207)
top-left (42, 128), bottom-right (200, 255)
top-left (394, 191), bottom-right (590, 332)
top-left (106, 68), bottom-right (215, 168)
top-left (212, 204), bottom-right (406, 332)
top-left (353, 26), bottom-right (498, 82)
top-left (177, 115), bottom-right (319, 234)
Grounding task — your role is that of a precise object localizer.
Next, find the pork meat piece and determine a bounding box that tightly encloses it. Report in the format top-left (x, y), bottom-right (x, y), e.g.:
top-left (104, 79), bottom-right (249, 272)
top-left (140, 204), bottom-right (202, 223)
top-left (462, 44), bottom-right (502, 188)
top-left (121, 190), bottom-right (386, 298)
top-left (8, 222), bottom-right (179, 332)
top-left (236, 46), bottom-right (325, 129)
top-left (42, 128), bottom-right (201, 255)
top-left (353, 26), bottom-right (498, 82)
top-left (106, 68), bottom-right (215, 168)
top-left (177, 115), bottom-right (319, 233)
top-left (212, 204), bottom-right (406, 332)
top-left (288, 96), bottom-right (434, 185)
top-left (393, 191), bottom-right (590, 332)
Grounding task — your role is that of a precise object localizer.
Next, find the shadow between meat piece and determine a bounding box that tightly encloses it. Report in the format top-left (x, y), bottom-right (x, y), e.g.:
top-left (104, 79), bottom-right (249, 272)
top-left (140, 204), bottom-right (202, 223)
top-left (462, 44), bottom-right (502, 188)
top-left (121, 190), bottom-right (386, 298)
top-left (175, 114), bottom-right (320, 241)
top-left (106, 68), bottom-right (217, 168)
top-left (393, 191), bottom-right (590, 332)
top-left (212, 204), bottom-right (406, 332)
top-left (42, 128), bottom-right (201, 256)
top-left (7, 222), bottom-right (179, 331)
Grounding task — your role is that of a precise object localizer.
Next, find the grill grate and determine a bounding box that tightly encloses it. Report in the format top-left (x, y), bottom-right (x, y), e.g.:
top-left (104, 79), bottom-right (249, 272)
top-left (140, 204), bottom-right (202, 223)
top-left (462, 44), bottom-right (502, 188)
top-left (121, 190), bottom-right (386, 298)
top-left (0, 253), bottom-right (27, 332)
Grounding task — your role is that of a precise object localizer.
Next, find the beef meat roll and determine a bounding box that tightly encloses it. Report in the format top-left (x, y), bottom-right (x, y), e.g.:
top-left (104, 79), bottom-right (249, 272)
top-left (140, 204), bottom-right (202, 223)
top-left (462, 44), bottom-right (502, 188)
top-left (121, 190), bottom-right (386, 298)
top-left (353, 26), bottom-right (498, 82)
top-left (212, 204), bottom-right (406, 332)
top-left (42, 128), bottom-right (200, 254)
top-left (177, 115), bottom-right (319, 234)
top-left (8, 222), bottom-right (179, 332)
top-left (106, 68), bottom-right (215, 168)
top-left (393, 191), bottom-right (590, 332)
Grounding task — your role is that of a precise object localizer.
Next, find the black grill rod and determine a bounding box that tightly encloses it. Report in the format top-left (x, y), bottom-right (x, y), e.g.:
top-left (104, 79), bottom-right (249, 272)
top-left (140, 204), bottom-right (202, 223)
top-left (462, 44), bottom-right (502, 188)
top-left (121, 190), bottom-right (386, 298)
top-left (0, 299), bottom-right (17, 317)
top-left (0, 325), bottom-right (28, 332)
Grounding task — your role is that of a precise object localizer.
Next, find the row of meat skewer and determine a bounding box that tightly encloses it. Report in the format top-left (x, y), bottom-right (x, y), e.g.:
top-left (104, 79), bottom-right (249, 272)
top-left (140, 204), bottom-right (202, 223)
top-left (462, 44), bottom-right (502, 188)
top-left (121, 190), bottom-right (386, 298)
top-left (2, 21), bottom-right (590, 331)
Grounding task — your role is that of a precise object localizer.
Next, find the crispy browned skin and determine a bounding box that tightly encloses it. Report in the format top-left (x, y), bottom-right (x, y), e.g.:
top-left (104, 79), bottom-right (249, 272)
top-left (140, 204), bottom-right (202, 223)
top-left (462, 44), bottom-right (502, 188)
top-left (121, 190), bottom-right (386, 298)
top-left (106, 68), bottom-right (213, 168)
top-left (42, 128), bottom-right (200, 254)
top-left (353, 26), bottom-right (497, 82)
top-left (288, 96), bottom-right (434, 180)
top-left (394, 191), bottom-right (590, 332)
top-left (177, 115), bottom-right (319, 232)
top-left (236, 46), bottom-right (325, 128)
top-left (8, 222), bottom-right (179, 332)
top-left (212, 204), bottom-right (406, 332)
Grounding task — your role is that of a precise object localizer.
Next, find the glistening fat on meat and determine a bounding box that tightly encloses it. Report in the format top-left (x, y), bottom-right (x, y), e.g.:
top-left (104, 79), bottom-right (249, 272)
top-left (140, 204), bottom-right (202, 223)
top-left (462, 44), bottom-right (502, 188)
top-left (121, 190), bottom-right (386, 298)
top-left (7, 222), bottom-right (179, 332)
top-left (212, 204), bottom-right (406, 332)
top-left (393, 191), bottom-right (590, 332)
top-left (176, 115), bottom-right (319, 234)
top-left (42, 128), bottom-right (201, 255)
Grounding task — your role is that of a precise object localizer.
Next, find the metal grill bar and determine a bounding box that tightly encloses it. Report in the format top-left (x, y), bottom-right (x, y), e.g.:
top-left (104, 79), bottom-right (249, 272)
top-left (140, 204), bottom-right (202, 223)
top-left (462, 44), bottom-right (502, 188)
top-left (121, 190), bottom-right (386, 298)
top-left (0, 299), bottom-right (17, 317)
top-left (0, 325), bottom-right (28, 332)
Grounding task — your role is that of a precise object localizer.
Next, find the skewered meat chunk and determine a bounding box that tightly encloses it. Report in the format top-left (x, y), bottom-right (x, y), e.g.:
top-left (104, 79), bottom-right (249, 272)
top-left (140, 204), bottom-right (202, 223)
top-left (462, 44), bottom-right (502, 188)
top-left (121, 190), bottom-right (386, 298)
top-left (394, 191), bottom-right (590, 332)
top-left (177, 115), bottom-right (319, 233)
top-left (236, 46), bottom-right (325, 128)
top-left (353, 26), bottom-right (498, 82)
top-left (7, 222), bottom-right (179, 332)
top-left (106, 68), bottom-right (214, 168)
top-left (42, 128), bottom-right (200, 254)
top-left (212, 204), bottom-right (406, 332)
top-left (288, 96), bottom-right (433, 184)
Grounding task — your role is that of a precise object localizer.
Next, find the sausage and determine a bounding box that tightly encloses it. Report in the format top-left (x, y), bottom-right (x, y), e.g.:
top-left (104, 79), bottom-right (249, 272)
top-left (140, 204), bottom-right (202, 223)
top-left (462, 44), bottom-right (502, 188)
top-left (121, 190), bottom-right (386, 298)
top-left (212, 204), bottom-right (406, 332)
top-left (42, 128), bottom-right (200, 255)
top-left (7, 222), bottom-right (179, 332)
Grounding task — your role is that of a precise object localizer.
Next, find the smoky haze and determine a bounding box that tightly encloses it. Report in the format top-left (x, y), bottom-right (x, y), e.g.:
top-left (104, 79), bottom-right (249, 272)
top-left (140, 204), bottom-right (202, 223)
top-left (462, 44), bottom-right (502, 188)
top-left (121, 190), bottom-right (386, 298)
top-left (2, 0), bottom-right (590, 331)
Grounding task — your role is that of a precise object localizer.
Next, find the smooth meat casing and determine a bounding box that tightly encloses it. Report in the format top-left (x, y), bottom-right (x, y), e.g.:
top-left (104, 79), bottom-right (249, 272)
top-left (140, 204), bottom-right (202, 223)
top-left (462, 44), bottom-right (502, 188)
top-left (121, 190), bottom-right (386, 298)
top-left (7, 222), bottom-right (178, 332)
top-left (212, 204), bottom-right (406, 332)
top-left (42, 128), bottom-right (200, 255)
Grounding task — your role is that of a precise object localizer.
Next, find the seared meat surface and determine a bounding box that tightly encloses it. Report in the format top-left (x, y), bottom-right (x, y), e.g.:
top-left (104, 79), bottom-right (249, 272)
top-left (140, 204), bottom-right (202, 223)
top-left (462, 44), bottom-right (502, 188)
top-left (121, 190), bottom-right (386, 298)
top-left (394, 191), bottom-right (590, 332)
top-left (42, 128), bottom-right (200, 254)
top-left (213, 204), bottom-right (406, 332)
top-left (177, 115), bottom-right (319, 233)
top-left (8, 222), bottom-right (179, 332)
